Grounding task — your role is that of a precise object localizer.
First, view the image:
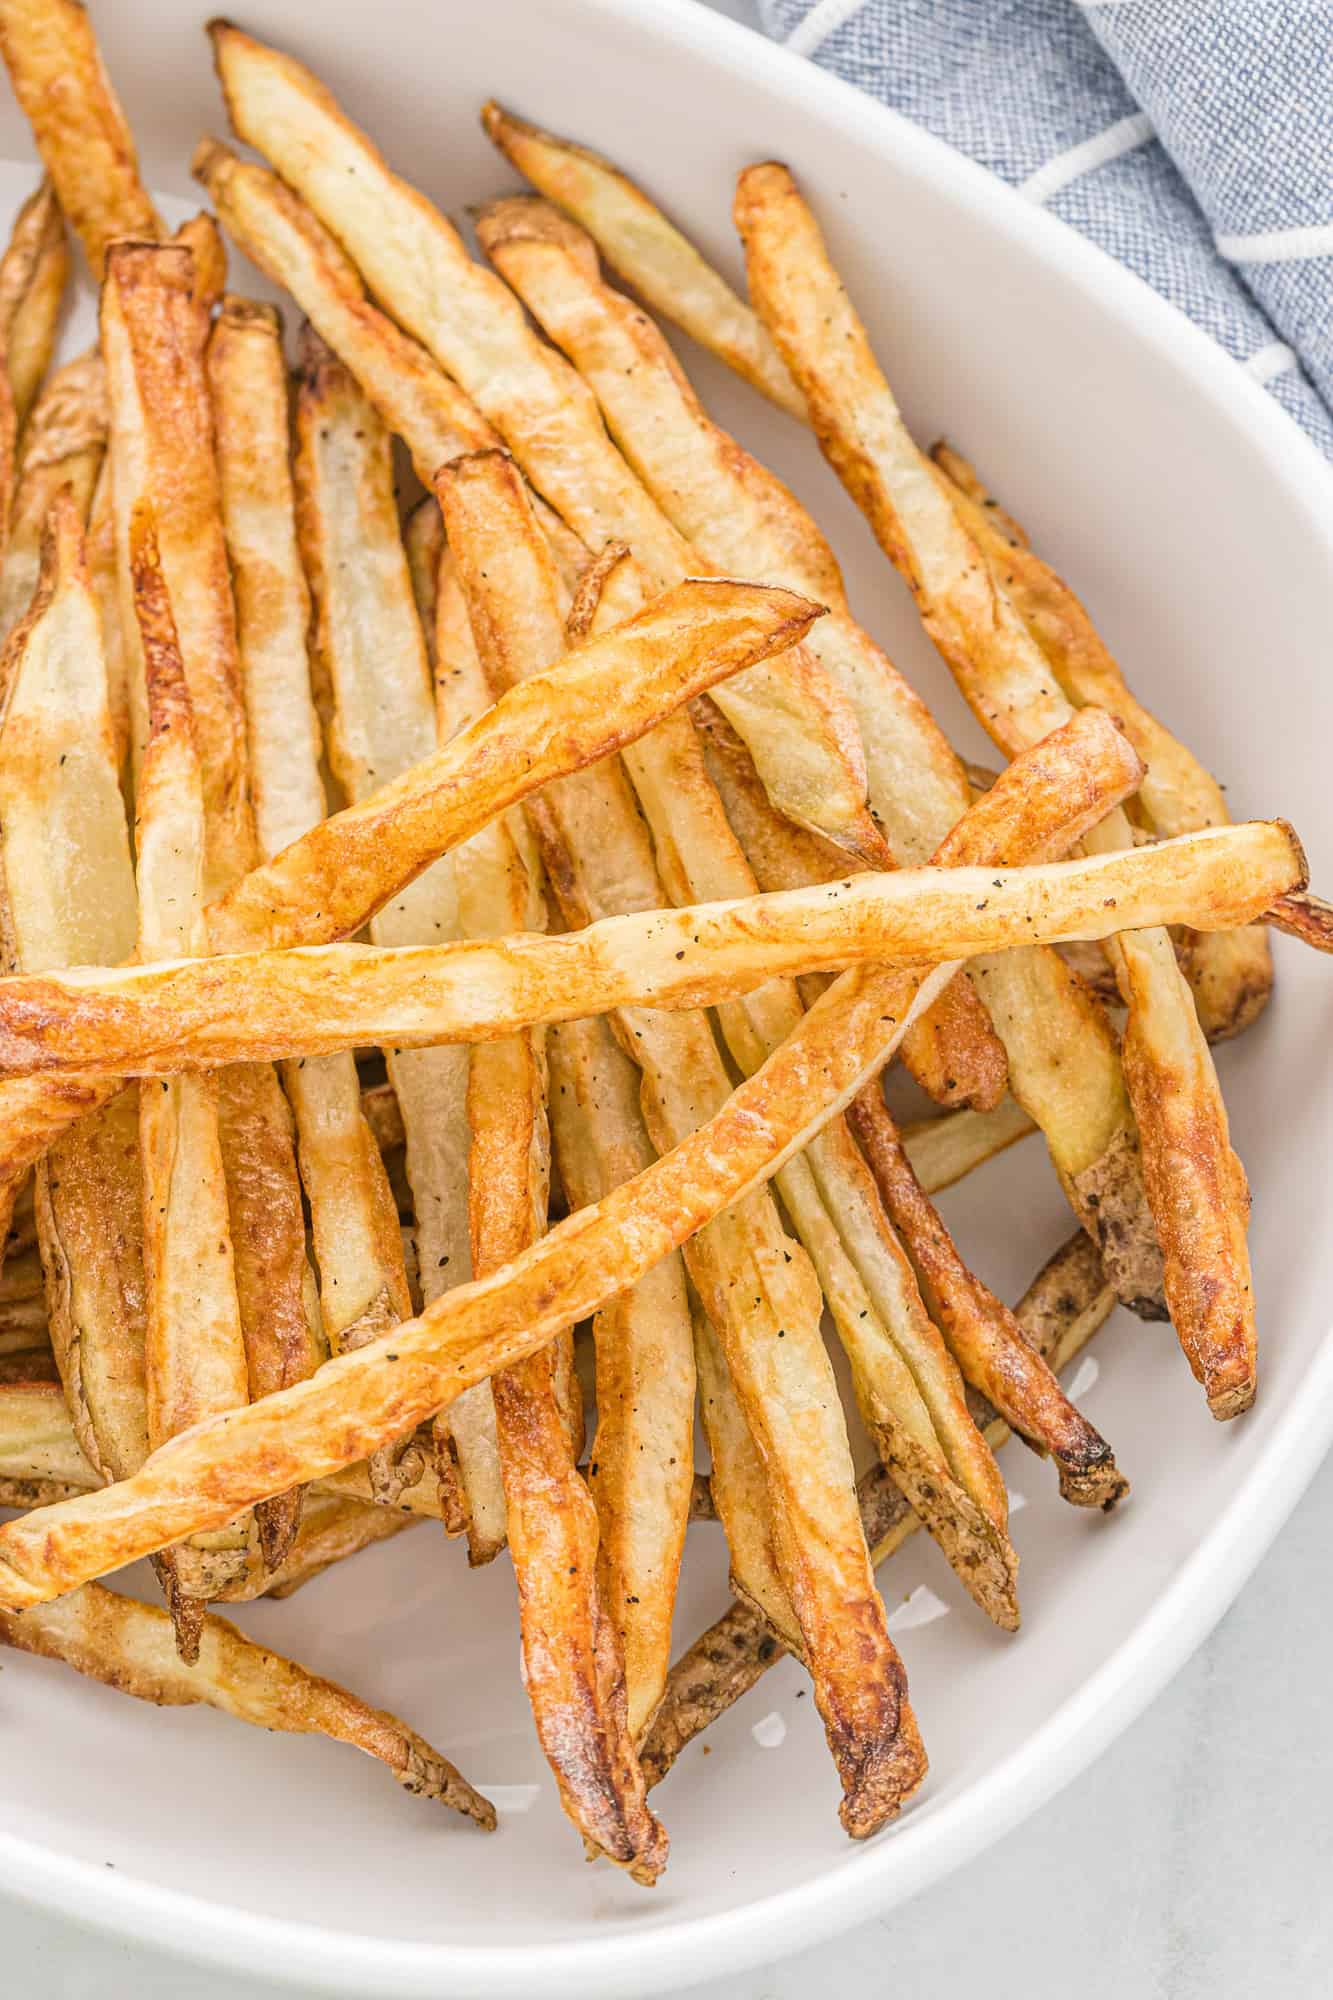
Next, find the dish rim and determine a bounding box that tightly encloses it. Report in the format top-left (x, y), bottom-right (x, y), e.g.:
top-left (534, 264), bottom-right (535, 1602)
top-left (2, 0), bottom-right (1332, 1988)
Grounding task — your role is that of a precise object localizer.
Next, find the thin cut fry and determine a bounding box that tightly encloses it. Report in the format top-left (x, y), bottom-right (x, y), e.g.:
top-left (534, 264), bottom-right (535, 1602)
top-left (0, 1581), bottom-right (495, 1825)
top-left (481, 102), bottom-right (805, 420)
top-left (0, 0), bottom-right (163, 274)
top-left (499, 178), bottom-right (1152, 1303)
top-left (0, 1361), bottom-right (99, 1488)
top-left (567, 542), bottom-right (1016, 1625)
top-left (547, 1010), bottom-right (696, 1741)
top-left (209, 295), bottom-right (412, 1504)
top-left (0, 497), bottom-right (148, 1505)
top-left (848, 1088), bottom-right (1126, 1506)
top-left (737, 161), bottom-right (1265, 1418)
top-left (210, 20), bottom-right (878, 858)
top-left (0, 351), bottom-right (105, 651)
top-left (900, 1099), bottom-right (1036, 1195)
top-left (104, 243), bottom-right (322, 1555)
top-left (295, 334), bottom-right (500, 1551)
top-left (0, 817), bottom-right (1300, 1077)
top-left (0, 177), bottom-right (68, 552)
top-left (437, 445), bottom-right (922, 1835)
top-left (0, 712), bottom-right (1141, 1626)
top-left (932, 440), bottom-right (1274, 1041)
top-left (132, 508), bottom-right (256, 1645)
top-left (1267, 888), bottom-right (1333, 953)
top-left (641, 1232), bottom-right (1116, 1784)
top-left (0, 573), bottom-right (820, 1189)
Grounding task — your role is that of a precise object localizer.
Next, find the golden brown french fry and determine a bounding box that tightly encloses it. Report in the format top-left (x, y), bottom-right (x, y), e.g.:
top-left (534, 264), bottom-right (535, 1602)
top-left (738, 162), bottom-right (1264, 1419)
top-left (0, 496), bottom-right (148, 1512)
top-left (547, 1010), bottom-right (696, 1740)
top-left (1267, 888), bottom-right (1333, 952)
top-left (0, 0), bottom-right (162, 275)
top-left (569, 543), bottom-right (1017, 1626)
top-left (209, 295), bottom-right (414, 1506)
top-left (132, 508), bottom-right (257, 1646)
top-left (104, 244), bottom-right (322, 1556)
top-left (900, 1099), bottom-right (1036, 1195)
top-left (474, 194), bottom-right (1148, 1217)
top-left (848, 1088), bottom-right (1126, 1506)
top-left (0, 818), bottom-right (1300, 1077)
top-left (0, 178), bottom-right (67, 554)
top-left (0, 1580), bottom-right (495, 1825)
top-left (191, 139), bottom-right (591, 589)
top-left (295, 333), bottom-right (501, 1553)
top-left (641, 1231), bottom-right (1116, 1784)
top-left (550, 166), bottom-right (1157, 1304)
top-left (0, 573), bottom-right (821, 1192)
top-left (210, 20), bottom-right (878, 860)
top-left (480, 102), bottom-right (804, 420)
top-left (100, 241), bottom-right (251, 883)
top-left (932, 440), bottom-right (1274, 1041)
top-left (0, 712), bottom-right (1142, 1627)
top-left (438, 445), bottom-right (922, 1833)
top-left (0, 352), bottom-right (105, 651)
top-left (174, 209), bottom-right (227, 315)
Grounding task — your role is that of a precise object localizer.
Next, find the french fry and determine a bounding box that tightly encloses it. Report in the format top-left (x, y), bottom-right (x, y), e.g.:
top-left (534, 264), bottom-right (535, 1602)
top-left (848, 1088), bottom-right (1126, 1506)
top-left (191, 139), bottom-right (591, 590)
top-left (932, 440), bottom-right (1274, 1041)
top-left (475, 200), bottom-right (1175, 1288)
top-left (547, 1009), bottom-right (697, 1740)
top-left (104, 243), bottom-right (323, 1560)
top-left (0, 352), bottom-right (105, 651)
top-left (737, 162), bottom-right (1266, 1418)
top-left (0, 818), bottom-right (1301, 1076)
top-left (0, 0), bottom-right (162, 275)
top-left (0, 1580), bottom-right (496, 1826)
top-left (1267, 888), bottom-right (1333, 953)
top-left (0, 713), bottom-right (1144, 1621)
top-left (0, 177), bottom-right (67, 555)
top-left (131, 508), bottom-right (257, 1647)
top-left (437, 446), bottom-right (923, 1833)
top-left (641, 1232), bottom-right (1117, 1784)
top-left (0, 1356), bottom-right (99, 1488)
top-left (0, 179), bottom-right (66, 435)
top-left (208, 295), bottom-right (414, 1506)
top-left (471, 188), bottom-right (1161, 1305)
top-left (295, 333), bottom-right (502, 1553)
top-left (100, 241), bottom-right (250, 880)
top-left (480, 102), bottom-right (804, 420)
top-left (900, 1099), bottom-right (1036, 1195)
top-left (0, 574), bottom-right (822, 1190)
top-left (0, 496), bottom-right (148, 1511)
top-left (567, 542), bottom-right (1017, 1624)
top-left (210, 20), bottom-right (879, 859)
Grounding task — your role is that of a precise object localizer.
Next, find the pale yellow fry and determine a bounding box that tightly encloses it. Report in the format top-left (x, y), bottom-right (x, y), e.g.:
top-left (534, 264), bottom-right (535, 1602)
top-left (0, 1580), bottom-right (495, 1826)
top-left (900, 1098), bottom-right (1036, 1196)
top-left (436, 443), bottom-right (922, 1839)
top-left (571, 548), bottom-right (1014, 1623)
top-left (737, 162), bottom-right (1263, 1416)
top-left (932, 439), bottom-right (1273, 1043)
top-left (208, 296), bottom-right (413, 1478)
top-left (0, 818), bottom-right (1298, 1077)
top-left (295, 333), bottom-right (500, 1549)
top-left (210, 20), bottom-right (877, 859)
top-left (0, 496), bottom-right (146, 1492)
top-left (0, 351), bottom-right (104, 653)
top-left (0, 574), bottom-right (820, 1191)
top-left (481, 102), bottom-right (804, 420)
top-left (0, 712), bottom-right (1141, 1629)
top-left (547, 1010), bottom-right (695, 1742)
top-left (0, 0), bottom-right (162, 274)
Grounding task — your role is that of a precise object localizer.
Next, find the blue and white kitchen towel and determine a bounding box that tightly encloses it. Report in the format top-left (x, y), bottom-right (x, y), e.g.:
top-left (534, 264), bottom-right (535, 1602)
top-left (758, 0), bottom-right (1333, 457)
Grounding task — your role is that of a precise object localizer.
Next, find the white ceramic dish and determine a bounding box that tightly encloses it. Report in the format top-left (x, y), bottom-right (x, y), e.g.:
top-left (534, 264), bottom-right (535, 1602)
top-left (1, 0), bottom-right (1331, 1991)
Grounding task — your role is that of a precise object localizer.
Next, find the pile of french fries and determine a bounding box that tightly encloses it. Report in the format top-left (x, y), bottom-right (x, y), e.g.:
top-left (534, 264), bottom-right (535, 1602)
top-left (0, 0), bottom-right (1323, 1884)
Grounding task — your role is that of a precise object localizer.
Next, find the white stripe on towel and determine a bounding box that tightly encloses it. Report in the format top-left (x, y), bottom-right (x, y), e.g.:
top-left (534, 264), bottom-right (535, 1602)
top-left (1018, 111), bottom-right (1154, 205)
top-left (1244, 341), bottom-right (1298, 384)
top-left (784, 0), bottom-right (872, 60)
top-left (1217, 218), bottom-right (1333, 265)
